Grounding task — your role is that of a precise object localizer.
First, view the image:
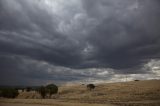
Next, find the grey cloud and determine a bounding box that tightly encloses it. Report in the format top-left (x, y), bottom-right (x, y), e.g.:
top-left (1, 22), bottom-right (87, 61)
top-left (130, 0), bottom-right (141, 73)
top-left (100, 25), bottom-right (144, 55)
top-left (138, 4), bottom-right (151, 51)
top-left (0, 0), bottom-right (84, 68)
top-left (83, 0), bottom-right (160, 70)
top-left (0, 55), bottom-right (159, 85)
top-left (0, 0), bottom-right (160, 85)
top-left (0, 55), bottom-right (112, 85)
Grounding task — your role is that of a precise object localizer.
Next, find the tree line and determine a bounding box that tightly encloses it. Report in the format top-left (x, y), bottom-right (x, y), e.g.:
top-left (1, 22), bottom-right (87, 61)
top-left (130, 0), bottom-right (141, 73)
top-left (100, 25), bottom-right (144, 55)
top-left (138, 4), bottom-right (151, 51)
top-left (0, 83), bottom-right (95, 99)
top-left (0, 88), bottom-right (19, 98)
top-left (0, 84), bottom-right (58, 99)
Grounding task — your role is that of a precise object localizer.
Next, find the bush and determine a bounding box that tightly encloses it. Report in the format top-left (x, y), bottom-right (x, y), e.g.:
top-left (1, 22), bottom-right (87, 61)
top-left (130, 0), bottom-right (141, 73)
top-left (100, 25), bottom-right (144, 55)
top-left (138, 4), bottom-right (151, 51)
top-left (87, 84), bottom-right (95, 91)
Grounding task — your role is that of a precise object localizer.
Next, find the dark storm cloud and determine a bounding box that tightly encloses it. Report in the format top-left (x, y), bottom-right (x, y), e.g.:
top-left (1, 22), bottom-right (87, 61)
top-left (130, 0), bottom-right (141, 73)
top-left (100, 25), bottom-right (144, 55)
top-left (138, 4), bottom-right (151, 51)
top-left (0, 55), bottom-right (113, 85)
top-left (0, 0), bottom-right (160, 85)
top-left (82, 0), bottom-right (160, 71)
top-left (0, 0), bottom-right (84, 67)
top-left (0, 55), bottom-right (77, 85)
top-left (0, 55), bottom-right (30, 85)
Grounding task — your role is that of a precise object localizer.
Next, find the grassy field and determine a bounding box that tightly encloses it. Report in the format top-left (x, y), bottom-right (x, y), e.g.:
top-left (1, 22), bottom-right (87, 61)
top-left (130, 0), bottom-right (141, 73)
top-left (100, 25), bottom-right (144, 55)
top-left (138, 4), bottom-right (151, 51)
top-left (0, 99), bottom-right (115, 106)
top-left (0, 80), bottom-right (160, 106)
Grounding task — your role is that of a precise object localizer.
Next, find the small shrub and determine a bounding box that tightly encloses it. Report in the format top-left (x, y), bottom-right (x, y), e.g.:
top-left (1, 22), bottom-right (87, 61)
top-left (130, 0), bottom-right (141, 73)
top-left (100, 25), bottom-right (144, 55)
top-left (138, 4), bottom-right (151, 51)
top-left (87, 84), bottom-right (95, 91)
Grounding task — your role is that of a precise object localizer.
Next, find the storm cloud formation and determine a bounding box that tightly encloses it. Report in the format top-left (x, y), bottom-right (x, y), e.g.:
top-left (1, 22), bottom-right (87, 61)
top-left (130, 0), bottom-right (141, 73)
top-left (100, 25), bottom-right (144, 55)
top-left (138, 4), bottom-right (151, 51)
top-left (0, 0), bottom-right (160, 85)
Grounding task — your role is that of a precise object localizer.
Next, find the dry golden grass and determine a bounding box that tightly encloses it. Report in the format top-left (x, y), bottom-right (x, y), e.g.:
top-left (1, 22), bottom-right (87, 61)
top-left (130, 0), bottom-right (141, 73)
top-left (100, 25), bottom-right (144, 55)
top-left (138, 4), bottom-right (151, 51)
top-left (58, 80), bottom-right (160, 103)
top-left (17, 91), bottom-right (41, 99)
top-left (0, 99), bottom-right (115, 106)
top-left (1, 80), bottom-right (160, 106)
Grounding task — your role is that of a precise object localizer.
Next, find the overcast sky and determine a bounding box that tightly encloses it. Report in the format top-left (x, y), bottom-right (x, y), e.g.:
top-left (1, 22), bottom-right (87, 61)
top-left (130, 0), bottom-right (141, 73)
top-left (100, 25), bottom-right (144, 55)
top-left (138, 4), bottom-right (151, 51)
top-left (0, 0), bottom-right (160, 86)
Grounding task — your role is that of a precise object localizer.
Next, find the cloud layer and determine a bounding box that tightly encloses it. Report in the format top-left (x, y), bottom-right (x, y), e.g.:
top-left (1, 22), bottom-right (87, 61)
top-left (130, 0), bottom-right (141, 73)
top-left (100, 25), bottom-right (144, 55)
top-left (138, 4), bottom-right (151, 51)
top-left (0, 0), bottom-right (160, 85)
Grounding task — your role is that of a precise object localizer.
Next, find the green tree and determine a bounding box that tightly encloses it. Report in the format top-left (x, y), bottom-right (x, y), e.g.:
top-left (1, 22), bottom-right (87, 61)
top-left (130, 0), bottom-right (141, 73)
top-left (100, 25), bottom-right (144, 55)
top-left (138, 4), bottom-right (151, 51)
top-left (46, 84), bottom-right (58, 98)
